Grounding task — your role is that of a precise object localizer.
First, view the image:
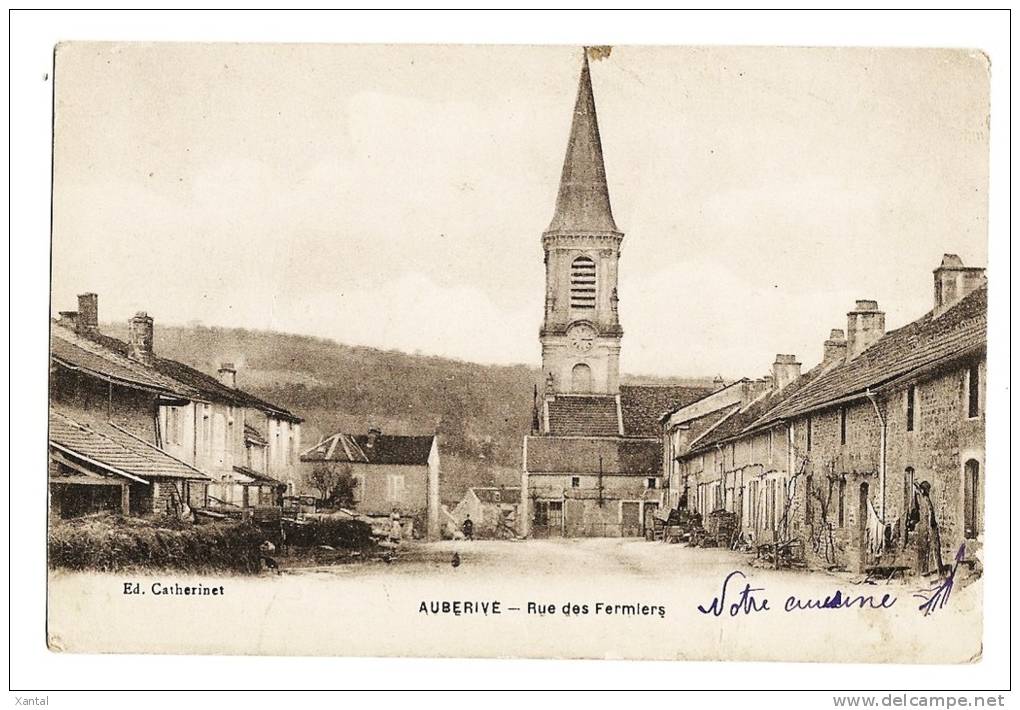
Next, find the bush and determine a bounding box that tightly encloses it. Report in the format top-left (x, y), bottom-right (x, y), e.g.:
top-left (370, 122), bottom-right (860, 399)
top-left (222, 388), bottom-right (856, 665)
top-left (284, 517), bottom-right (374, 550)
top-left (48, 514), bottom-right (264, 574)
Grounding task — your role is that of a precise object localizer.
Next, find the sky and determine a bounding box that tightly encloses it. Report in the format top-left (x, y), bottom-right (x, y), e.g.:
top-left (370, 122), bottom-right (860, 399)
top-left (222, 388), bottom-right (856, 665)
top-left (51, 44), bottom-right (989, 378)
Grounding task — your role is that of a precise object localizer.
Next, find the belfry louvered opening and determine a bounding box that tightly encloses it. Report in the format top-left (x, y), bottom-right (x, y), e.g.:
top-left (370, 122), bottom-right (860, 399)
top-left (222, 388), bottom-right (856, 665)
top-left (570, 256), bottom-right (597, 310)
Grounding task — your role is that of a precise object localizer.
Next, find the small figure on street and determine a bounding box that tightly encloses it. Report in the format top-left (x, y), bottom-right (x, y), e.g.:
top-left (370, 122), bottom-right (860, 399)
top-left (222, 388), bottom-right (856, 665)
top-left (462, 514), bottom-right (474, 541)
top-left (389, 508), bottom-right (403, 545)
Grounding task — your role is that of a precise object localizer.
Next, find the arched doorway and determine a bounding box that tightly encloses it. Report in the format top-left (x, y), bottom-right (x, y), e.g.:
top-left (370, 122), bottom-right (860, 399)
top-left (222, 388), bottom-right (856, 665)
top-left (571, 363), bottom-right (592, 393)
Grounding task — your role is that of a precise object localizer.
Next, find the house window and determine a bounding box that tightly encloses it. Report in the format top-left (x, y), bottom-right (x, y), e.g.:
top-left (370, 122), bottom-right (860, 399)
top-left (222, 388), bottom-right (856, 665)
top-left (569, 256), bottom-right (596, 310)
top-left (767, 430), bottom-right (774, 463)
top-left (167, 407), bottom-right (183, 445)
top-left (964, 459), bottom-right (980, 539)
top-left (212, 413), bottom-right (227, 466)
top-left (840, 406), bottom-right (847, 445)
top-left (967, 364), bottom-right (980, 419)
top-left (386, 474), bottom-right (406, 502)
top-left (906, 385), bottom-right (916, 432)
top-left (903, 467), bottom-right (915, 533)
top-left (646, 477), bottom-right (658, 489)
top-left (202, 406), bottom-right (212, 455)
top-left (352, 473), bottom-right (365, 504)
top-left (806, 416), bottom-right (813, 452)
top-left (571, 476), bottom-right (580, 488)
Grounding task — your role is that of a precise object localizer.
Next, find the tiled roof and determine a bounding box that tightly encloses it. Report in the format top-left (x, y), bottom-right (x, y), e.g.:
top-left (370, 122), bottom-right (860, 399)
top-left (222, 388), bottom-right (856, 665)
top-left (687, 366), bottom-right (826, 455)
top-left (471, 487), bottom-right (522, 504)
top-left (525, 436), bottom-right (661, 475)
top-left (49, 408), bottom-right (209, 481)
top-left (244, 423), bottom-right (268, 447)
top-left (50, 323), bottom-right (300, 422)
top-left (683, 403), bottom-right (743, 450)
top-left (51, 328), bottom-right (192, 397)
top-left (620, 385), bottom-right (714, 437)
top-left (546, 395), bottom-right (620, 436)
top-left (301, 432), bottom-right (435, 466)
top-left (757, 287), bottom-right (986, 425)
top-left (233, 465), bottom-right (285, 486)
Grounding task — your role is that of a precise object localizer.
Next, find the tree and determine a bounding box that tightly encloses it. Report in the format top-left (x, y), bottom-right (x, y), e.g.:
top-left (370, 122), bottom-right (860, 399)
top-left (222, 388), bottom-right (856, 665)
top-left (326, 466), bottom-right (359, 509)
top-left (308, 464), bottom-right (340, 502)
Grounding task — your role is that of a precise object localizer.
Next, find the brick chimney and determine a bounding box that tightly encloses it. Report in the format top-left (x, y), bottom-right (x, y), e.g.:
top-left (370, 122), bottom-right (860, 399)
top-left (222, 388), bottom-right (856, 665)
top-left (218, 362), bottom-right (237, 388)
top-left (933, 254), bottom-right (986, 317)
top-left (823, 328), bottom-right (848, 366)
top-left (77, 293), bottom-right (99, 334)
top-left (127, 312), bottom-right (155, 365)
top-left (772, 354), bottom-right (801, 390)
top-left (846, 300), bottom-right (885, 360)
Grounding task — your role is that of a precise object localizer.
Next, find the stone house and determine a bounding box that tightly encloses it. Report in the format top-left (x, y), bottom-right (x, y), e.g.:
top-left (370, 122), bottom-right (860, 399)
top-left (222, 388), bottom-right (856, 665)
top-left (49, 293), bottom-right (302, 517)
top-left (666, 256), bottom-right (986, 574)
top-left (451, 487), bottom-right (521, 538)
top-left (299, 428), bottom-right (441, 540)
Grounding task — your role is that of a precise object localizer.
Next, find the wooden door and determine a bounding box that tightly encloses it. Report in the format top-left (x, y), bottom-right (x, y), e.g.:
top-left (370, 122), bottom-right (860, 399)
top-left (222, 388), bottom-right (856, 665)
top-left (621, 501), bottom-right (641, 537)
top-left (565, 499), bottom-right (585, 537)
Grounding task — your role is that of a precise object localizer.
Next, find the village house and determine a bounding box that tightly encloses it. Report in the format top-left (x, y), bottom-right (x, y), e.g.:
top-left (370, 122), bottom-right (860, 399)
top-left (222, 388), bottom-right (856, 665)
top-left (49, 293), bottom-right (302, 518)
top-left (451, 487), bottom-right (521, 538)
top-left (520, 54), bottom-right (712, 539)
top-left (299, 428), bottom-right (441, 540)
top-left (666, 256), bottom-right (986, 575)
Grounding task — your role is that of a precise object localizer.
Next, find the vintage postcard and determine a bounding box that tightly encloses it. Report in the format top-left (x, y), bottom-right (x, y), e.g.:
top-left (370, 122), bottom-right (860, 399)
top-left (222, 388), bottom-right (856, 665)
top-left (46, 43), bottom-right (989, 662)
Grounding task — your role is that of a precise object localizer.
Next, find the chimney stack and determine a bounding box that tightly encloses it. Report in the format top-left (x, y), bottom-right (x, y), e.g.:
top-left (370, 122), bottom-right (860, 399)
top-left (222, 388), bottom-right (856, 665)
top-left (933, 254), bottom-right (986, 317)
top-left (77, 293), bottom-right (99, 334)
top-left (846, 300), bottom-right (885, 360)
top-left (823, 328), bottom-right (848, 366)
top-left (772, 355), bottom-right (801, 390)
top-left (218, 362), bottom-right (237, 388)
top-left (58, 311), bottom-right (80, 331)
top-left (127, 312), bottom-right (155, 365)
top-left (367, 427), bottom-right (381, 449)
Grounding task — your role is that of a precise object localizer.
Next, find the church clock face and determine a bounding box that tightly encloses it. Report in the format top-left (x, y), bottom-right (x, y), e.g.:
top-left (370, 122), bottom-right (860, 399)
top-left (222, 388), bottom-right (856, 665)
top-left (567, 323), bottom-right (597, 353)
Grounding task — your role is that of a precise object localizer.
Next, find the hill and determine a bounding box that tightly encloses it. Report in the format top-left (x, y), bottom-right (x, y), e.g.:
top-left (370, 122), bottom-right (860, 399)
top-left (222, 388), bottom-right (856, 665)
top-left (105, 323), bottom-right (713, 504)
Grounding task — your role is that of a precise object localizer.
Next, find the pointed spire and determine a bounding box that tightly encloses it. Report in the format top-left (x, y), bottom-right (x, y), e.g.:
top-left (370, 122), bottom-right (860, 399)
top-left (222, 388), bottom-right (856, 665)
top-left (546, 51), bottom-right (619, 235)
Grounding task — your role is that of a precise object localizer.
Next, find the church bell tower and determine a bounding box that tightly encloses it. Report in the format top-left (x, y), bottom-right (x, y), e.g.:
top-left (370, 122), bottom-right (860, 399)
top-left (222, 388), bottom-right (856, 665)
top-left (540, 52), bottom-right (624, 396)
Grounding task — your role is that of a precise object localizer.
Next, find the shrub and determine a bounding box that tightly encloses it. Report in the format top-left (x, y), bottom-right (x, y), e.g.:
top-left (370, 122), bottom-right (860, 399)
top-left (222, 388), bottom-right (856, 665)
top-left (48, 514), bottom-right (264, 574)
top-left (284, 517), bottom-right (374, 550)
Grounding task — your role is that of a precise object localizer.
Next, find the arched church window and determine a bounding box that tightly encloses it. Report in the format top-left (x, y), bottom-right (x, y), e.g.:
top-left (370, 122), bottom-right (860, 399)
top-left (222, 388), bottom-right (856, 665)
top-left (571, 363), bottom-right (593, 393)
top-left (570, 256), bottom-right (597, 310)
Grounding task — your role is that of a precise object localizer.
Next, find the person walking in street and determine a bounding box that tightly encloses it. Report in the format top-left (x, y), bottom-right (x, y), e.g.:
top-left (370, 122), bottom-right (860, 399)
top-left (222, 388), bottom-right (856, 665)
top-left (462, 514), bottom-right (474, 541)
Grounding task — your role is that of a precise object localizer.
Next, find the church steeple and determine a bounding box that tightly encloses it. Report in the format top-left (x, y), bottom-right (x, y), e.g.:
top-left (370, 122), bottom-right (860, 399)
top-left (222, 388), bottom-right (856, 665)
top-left (546, 53), bottom-right (619, 235)
top-left (539, 50), bottom-right (624, 397)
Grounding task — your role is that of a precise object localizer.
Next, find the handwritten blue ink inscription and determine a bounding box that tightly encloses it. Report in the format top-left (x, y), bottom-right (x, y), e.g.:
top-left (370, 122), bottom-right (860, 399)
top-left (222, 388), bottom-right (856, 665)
top-left (697, 570), bottom-right (898, 617)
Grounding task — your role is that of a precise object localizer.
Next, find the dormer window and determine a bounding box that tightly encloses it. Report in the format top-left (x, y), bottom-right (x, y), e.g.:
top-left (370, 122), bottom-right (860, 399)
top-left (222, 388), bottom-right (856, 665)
top-left (570, 256), bottom-right (596, 310)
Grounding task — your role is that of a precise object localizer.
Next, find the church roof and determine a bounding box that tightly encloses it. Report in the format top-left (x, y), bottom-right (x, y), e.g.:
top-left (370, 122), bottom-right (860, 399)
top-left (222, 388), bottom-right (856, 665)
top-left (546, 53), bottom-right (619, 235)
top-left (525, 436), bottom-right (660, 475)
top-left (620, 385), bottom-right (715, 437)
top-left (546, 395), bottom-right (620, 436)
